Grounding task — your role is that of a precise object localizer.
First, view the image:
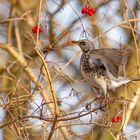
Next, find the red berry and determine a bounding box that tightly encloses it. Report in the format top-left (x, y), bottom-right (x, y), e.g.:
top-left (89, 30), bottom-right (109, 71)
top-left (85, 6), bottom-right (90, 14)
top-left (87, 7), bottom-right (96, 16)
top-left (32, 25), bottom-right (43, 33)
top-left (81, 7), bottom-right (86, 14)
top-left (32, 26), bottom-right (36, 33)
top-left (91, 8), bottom-right (96, 14)
top-left (117, 115), bottom-right (122, 120)
top-left (88, 11), bottom-right (93, 16)
top-left (39, 27), bottom-right (43, 33)
top-left (112, 117), bottom-right (119, 123)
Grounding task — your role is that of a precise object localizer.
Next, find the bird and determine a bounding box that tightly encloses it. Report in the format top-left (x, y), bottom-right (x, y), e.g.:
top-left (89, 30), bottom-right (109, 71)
top-left (71, 39), bottom-right (132, 96)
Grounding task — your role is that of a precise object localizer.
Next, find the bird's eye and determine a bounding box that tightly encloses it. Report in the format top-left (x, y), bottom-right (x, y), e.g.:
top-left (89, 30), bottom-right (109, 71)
top-left (80, 41), bottom-right (86, 45)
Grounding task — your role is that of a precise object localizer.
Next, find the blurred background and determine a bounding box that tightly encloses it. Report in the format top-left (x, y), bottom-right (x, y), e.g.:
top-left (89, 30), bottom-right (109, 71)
top-left (0, 0), bottom-right (140, 139)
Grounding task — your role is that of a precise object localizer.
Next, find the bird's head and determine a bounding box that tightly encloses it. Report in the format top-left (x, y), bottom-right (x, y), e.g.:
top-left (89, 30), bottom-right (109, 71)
top-left (71, 39), bottom-right (94, 53)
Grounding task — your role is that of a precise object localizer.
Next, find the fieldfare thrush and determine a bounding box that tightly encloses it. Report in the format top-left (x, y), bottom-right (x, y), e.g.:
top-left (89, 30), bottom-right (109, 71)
top-left (71, 39), bottom-right (131, 95)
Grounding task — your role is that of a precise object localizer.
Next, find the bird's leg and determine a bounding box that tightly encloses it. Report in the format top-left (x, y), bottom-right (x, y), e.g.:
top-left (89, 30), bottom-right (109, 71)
top-left (92, 87), bottom-right (102, 99)
top-left (99, 86), bottom-right (109, 111)
top-left (91, 87), bottom-right (106, 111)
top-left (99, 94), bottom-right (109, 112)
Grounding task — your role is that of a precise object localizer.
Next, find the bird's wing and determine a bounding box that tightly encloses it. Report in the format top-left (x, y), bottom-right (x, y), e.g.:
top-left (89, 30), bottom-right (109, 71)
top-left (89, 48), bottom-right (123, 77)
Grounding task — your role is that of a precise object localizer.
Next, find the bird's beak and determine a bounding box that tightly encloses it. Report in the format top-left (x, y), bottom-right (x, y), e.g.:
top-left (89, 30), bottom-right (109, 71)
top-left (71, 40), bottom-right (79, 45)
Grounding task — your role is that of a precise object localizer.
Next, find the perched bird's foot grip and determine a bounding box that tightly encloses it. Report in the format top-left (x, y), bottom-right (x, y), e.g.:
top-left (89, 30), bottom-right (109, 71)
top-left (99, 95), bottom-right (108, 111)
top-left (99, 106), bottom-right (106, 112)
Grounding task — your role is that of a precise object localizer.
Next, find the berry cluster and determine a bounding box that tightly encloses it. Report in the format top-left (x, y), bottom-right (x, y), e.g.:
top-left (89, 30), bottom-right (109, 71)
top-left (32, 25), bottom-right (43, 33)
top-left (112, 115), bottom-right (122, 123)
top-left (81, 4), bottom-right (96, 16)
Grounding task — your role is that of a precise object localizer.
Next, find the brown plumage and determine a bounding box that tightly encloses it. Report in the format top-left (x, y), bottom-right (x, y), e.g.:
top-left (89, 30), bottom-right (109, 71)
top-left (90, 48), bottom-right (123, 78)
top-left (71, 39), bottom-right (131, 95)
